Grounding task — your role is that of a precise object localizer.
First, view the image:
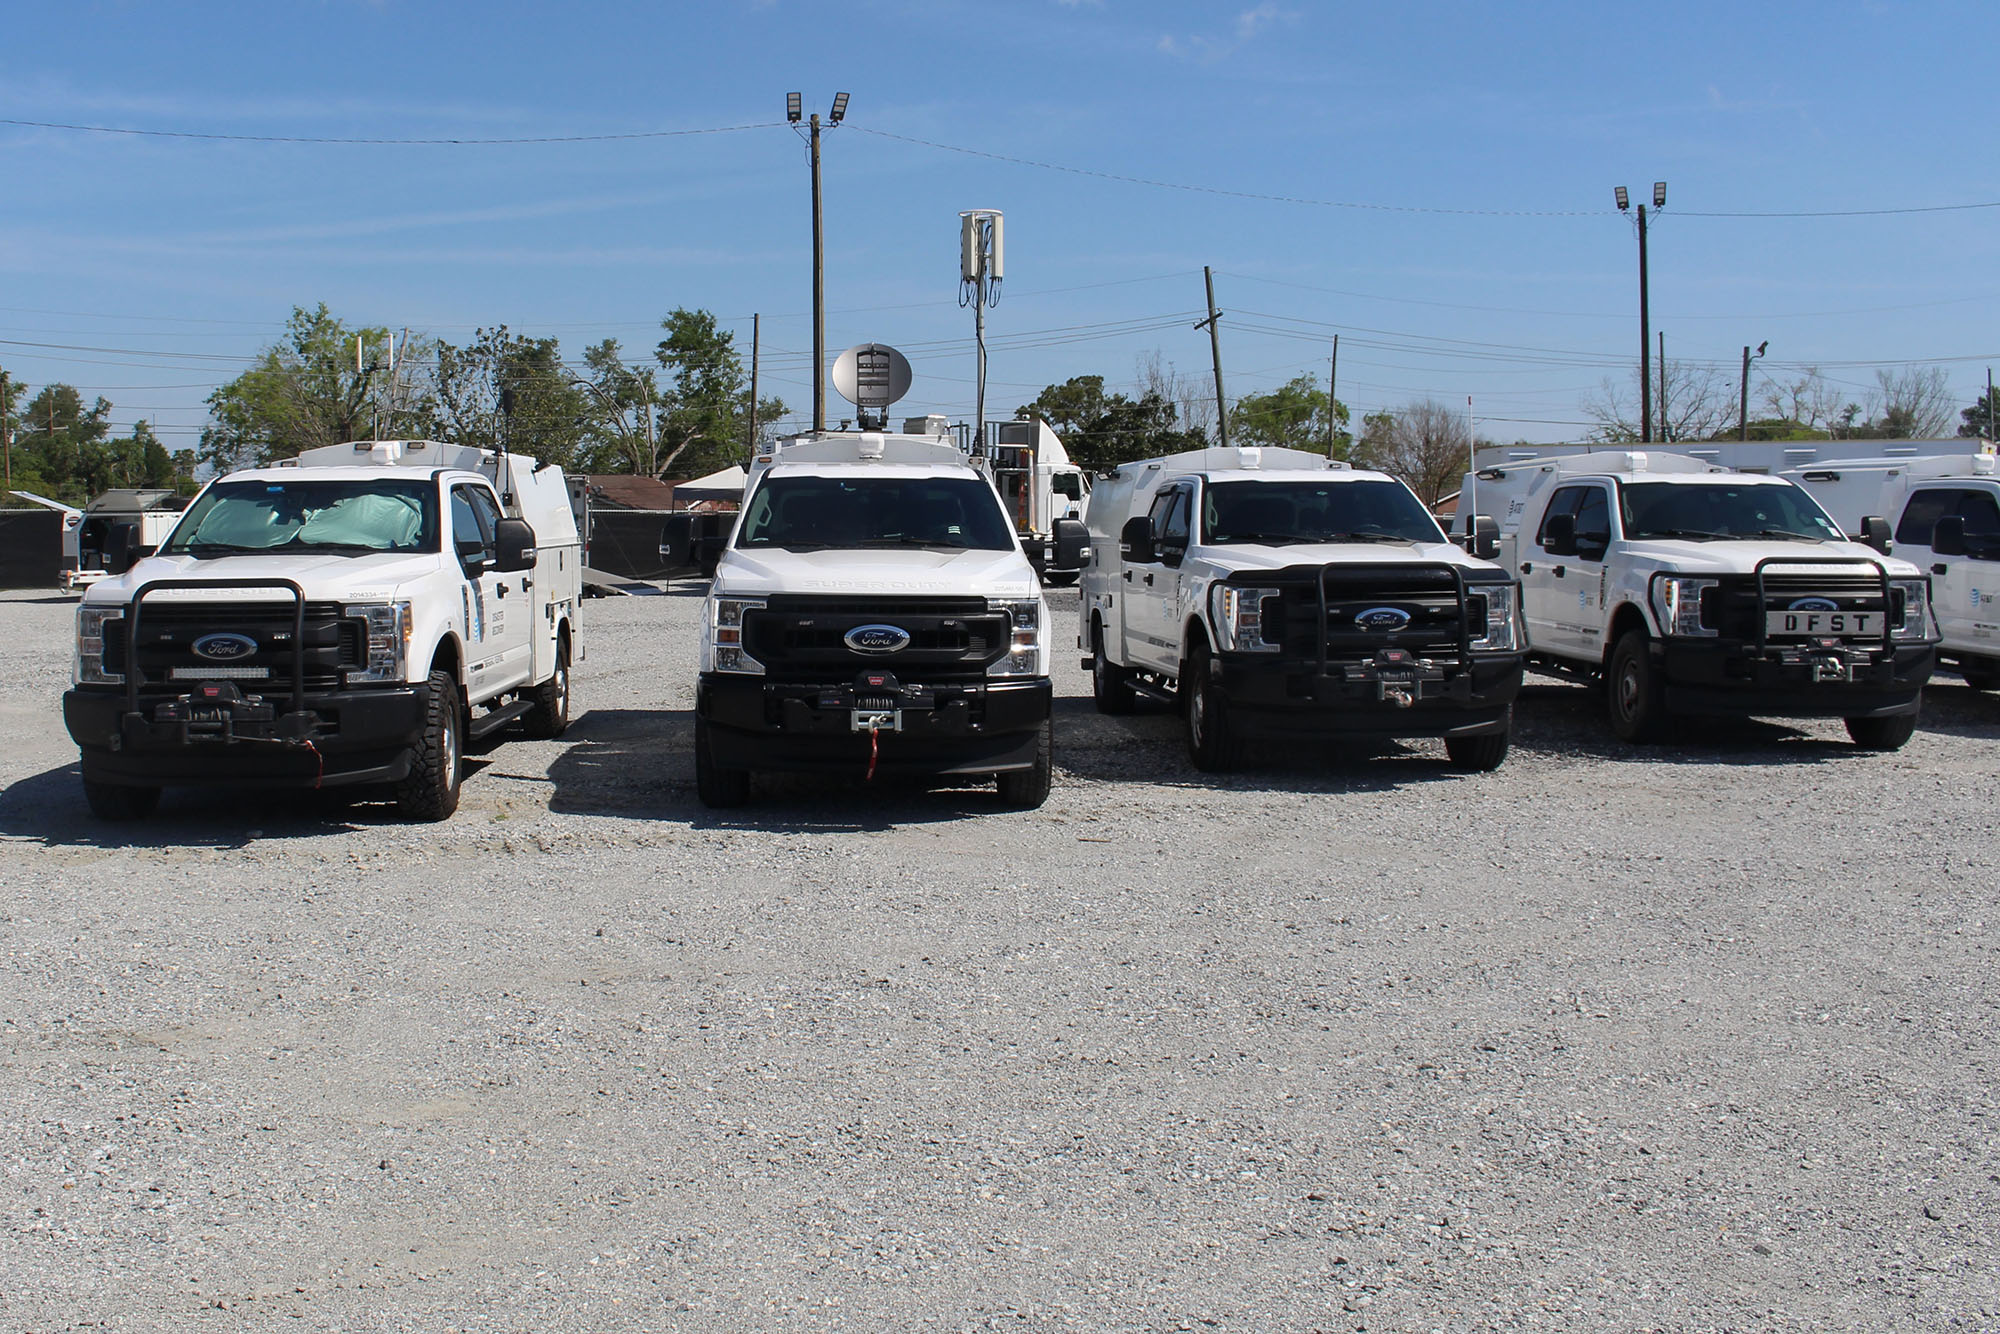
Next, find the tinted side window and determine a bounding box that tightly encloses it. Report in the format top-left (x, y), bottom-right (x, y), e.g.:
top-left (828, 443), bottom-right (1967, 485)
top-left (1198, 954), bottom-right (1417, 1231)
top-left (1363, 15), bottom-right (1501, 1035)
top-left (1574, 487), bottom-right (1611, 548)
top-left (1159, 489), bottom-right (1191, 547)
top-left (1146, 487), bottom-right (1179, 530)
top-left (450, 487), bottom-right (487, 549)
top-left (1896, 489), bottom-right (1957, 546)
top-left (1537, 486), bottom-right (1585, 545)
top-left (468, 487), bottom-right (503, 543)
top-left (1958, 489), bottom-right (2000, 537)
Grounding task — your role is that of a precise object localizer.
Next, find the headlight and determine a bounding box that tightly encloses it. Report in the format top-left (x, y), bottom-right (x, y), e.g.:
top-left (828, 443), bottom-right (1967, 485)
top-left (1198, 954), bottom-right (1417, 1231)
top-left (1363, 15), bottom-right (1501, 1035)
top-left (1212, 585), bottom-right (1281, 653)
top-left (346, 601), bottom-right (412, 683)
top-left (706, 597), bottom-right (766, 675)
top-left (1466, 582), bottom-right (1521, 653)
top-left (1890, 579), bottom-right (1934, 643)
top-left (1650, 575), bottom-right (1719, 638)
top-left (76, 604), bottom-right (124, 685)
top-left (987, 598), bottom-right (1043, 676)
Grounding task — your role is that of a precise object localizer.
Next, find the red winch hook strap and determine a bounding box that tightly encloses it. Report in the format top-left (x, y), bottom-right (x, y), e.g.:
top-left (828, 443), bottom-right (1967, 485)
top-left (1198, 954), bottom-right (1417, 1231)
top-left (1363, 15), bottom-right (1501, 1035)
top-left (304, 738), bottom-right (324, 789)
top-left (867, 727), bottom-right (880, 783)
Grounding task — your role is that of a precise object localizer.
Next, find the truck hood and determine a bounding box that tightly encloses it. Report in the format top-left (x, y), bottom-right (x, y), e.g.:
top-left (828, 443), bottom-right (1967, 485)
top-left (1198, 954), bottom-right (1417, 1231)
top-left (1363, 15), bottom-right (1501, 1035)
top-left (714, 546), bottom-right (1039, 598)
top-left (1195, 538), bottom-right (1503, 575)
top-left (1615, 538), bottom-right (1923, 578)
top-left (80, 550), bottom-right (443, 605)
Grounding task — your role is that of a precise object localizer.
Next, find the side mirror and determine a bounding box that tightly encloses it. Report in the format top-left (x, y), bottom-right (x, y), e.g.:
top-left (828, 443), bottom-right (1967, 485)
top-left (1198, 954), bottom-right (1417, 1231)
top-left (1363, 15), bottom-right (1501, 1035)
top-left (105, 522), bottom-right (140, 576)
top-left (1053, 518), bottom-right (1090, 570)
top-left (1930, 514), bottom-right (1967, 558)
top-left (1858, 515), bottom-right (1892, 555)
top-left (1472, 515), bottom-right (1501, 561)
top-left (492, 517), bottom-right (537, 572)
top-left (1541, 512), bottom-right (1577, 557)
top-left (1120, 515), bottom-right (1156, 564)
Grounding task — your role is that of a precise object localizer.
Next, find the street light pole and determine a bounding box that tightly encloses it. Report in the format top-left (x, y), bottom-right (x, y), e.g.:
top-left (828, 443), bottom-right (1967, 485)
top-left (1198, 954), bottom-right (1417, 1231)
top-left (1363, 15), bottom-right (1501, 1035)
top-left (1617, 183), bottom-right (1665, 444)
top-left (1739, 340), bottom-right (1767, 441)
top-left (789, 92), bottom-right (848, 434)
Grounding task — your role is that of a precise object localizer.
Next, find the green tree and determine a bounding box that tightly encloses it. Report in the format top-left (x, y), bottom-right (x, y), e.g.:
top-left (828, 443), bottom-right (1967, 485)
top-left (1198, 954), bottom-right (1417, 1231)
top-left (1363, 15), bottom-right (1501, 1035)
top-left (201, 304), bottom-right (422, 472)
top-left (1017, 376), bottom-right (1204, 470)
top-left (1352, 399), bottom-right (1482, 505)
top-left (431, 327), bottom-right (587, 468)
top-left (577, 339), bottom-right (663, 475)
top-left (12, 384), bottom-right (114, 504)
top-left (1227, 373), bottom-right (1350, 456)
top-left (1959, 386), bottom-right (2000, 440)
top-left (653, 309), bottom-right (784, 478)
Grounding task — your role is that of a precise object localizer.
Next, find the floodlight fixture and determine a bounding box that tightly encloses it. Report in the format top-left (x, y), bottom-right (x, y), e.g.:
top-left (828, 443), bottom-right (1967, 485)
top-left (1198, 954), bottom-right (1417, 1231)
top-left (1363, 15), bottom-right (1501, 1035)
top-left (1653, 181), bottom-right (1667, 208)
top-left (1756, 340), bottom-right (1768, 357)
top-left (786, 92), bottom-right (803, 123)
top-left (1614, 186), bottom-right (1630, 211)
top-left (829, 91), bottom-right (849, 124)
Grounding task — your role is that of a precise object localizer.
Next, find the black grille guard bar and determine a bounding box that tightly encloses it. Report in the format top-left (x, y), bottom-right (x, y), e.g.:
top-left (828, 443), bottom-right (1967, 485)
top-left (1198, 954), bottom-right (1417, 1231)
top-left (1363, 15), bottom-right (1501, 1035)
top-left (1303, 561), bottom-right (1474, 682)
top-left (1750, 556), bottom-right (1893, 655)
top-left (124, 579), bottom-right (308, 718)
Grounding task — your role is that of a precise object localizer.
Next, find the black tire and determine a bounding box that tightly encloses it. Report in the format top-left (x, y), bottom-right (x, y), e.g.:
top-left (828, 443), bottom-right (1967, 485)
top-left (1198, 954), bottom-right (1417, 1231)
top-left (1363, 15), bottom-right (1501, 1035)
top-left (1846, 706), bottom-right (1919, 750)
top-left (1959, 659), bottom-right (2000, 691)
top-left (82, 777), bottom-right (159, 821)
top-left (1091, 619), bottom-right (1135, 715)
top-left (520, 634), bottom-right (572, 739)
top-left (1041, 571), bottom-right (1078, 588)
top-left (1445, 715), bottom-right (1512, 772)
top-left (1607, 629), bottom-right (1668, 743)
top-left (995, 718), bottom-right (1053, 809)
top-left (1184, 644), bottom-right (1243, 772)
top-left (694, 715), bottom-right (750, 808)
top-left (394, 669), bottom-right (462, 822)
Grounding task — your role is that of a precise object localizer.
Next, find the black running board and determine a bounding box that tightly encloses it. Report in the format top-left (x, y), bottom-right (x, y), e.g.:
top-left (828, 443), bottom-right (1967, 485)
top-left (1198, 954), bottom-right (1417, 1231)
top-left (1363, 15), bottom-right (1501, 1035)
top-left (466, 697), bottom-right (534, 742)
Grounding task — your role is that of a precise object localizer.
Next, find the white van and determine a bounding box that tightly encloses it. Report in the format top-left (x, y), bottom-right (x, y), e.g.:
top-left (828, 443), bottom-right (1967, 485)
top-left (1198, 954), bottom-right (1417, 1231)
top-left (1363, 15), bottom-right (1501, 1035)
top-left (64, 440), bottom-right (582, 820)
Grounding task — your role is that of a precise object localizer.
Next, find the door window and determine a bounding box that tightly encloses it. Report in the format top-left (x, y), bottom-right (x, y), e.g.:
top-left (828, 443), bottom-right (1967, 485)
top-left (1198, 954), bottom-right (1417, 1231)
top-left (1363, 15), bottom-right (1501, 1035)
top-left (451, 485), bottom-right (497, 565)
top-left (1573, 487), bottom-right (1611, 555)
top-left (1896, 489), bottom-right (1959, 546)
top-left (1957, 489), bottom-right (2000, 538)
top-left (1537, 486), bottom-right (1585, 546)
top-left (1157, 488), bottom-right (1191, 557)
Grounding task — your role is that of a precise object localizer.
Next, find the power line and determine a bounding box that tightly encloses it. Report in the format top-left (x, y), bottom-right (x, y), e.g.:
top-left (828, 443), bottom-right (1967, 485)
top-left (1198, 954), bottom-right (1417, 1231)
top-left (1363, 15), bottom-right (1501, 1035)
top-left (0, 117), bottom-right (780, 146)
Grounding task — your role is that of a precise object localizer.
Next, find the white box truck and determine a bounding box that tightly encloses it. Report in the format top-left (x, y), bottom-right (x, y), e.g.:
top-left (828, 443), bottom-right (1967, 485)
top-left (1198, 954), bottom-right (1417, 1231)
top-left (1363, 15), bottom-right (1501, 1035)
top-left (63, 439), bottom-right (581, 821)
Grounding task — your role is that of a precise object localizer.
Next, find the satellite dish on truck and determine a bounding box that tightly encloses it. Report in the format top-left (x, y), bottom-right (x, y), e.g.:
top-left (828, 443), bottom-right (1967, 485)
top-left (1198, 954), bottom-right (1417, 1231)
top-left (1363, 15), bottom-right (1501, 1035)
top-left (830, 343), bottom-right (912, 429)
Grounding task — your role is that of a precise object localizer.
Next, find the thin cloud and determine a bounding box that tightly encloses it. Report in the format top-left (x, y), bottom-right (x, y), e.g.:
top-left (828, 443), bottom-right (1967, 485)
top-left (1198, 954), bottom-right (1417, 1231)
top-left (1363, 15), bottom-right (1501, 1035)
top-left (1157, 4), bottom-right (1296, 64)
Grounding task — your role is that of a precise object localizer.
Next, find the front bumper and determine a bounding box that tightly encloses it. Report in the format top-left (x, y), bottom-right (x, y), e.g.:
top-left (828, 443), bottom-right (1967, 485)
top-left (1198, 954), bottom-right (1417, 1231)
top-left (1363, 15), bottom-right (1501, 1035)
top-left (698, 673), bottom-right (1052, 776)
top-left (1210, 651), bottom-right (1525, 738)
top-left (1658, 639), bottom-right (1935, 718)
top-left (64, 682), bottom-right (430, 788)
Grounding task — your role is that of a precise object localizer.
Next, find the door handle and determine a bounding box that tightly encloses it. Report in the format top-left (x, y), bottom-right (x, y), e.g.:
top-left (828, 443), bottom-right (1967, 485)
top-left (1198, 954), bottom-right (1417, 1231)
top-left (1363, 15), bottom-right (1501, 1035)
top-left (1553, 565), bottom-right (1566, 578)
top-left (1142, 572), bottom-right (1155, 585)
top-left (1520, 562), bottom-right (1534, 575)
top-left (1933, 563), bottom-right (1949, 575)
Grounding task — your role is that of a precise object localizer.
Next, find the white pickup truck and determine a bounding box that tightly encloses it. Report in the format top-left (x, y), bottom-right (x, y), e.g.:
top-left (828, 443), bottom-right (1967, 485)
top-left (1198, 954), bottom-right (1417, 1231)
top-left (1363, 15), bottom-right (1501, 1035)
top-left (1465, 451), bottom-right (1936, 748)
top-left (694, 421), bottom-right (1085, 809)
top-left (63, 439), bottom-right (581, 820)
top-left (1786, 451), bottom-right (2000, 690)
top-left (1082, 445), bottom-right (1525, 772)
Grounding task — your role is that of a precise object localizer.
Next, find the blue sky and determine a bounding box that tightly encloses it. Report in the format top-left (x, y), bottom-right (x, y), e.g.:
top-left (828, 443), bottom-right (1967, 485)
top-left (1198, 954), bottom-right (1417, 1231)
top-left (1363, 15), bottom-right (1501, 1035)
top-left (2, 0), bottom-right (1995, 456)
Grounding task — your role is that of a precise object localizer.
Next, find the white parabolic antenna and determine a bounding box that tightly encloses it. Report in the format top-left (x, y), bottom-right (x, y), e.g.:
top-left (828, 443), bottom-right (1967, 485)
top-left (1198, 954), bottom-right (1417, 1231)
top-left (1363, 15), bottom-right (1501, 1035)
top-left (831, 343), bottom-right (913, 411)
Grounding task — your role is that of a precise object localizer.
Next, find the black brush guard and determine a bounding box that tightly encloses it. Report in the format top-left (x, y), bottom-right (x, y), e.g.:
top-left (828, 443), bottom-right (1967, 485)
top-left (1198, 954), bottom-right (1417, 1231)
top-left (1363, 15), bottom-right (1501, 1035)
top-left (117, 578), bottom-right (319, 748)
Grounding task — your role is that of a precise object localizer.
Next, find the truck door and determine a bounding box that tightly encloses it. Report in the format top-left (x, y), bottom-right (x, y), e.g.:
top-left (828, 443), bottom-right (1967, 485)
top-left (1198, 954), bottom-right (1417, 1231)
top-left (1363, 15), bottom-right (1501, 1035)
top-left (1123, 484), bottom-right (1190, 673)
top-left (452, 484), bottom-right (535, 698)
top-left (1520, 485), bottom-right (1581, 654)
top-left (1519, 484), bottom-right (1613, 660)
top-left (1901, 486), bottom-right (2000, 652)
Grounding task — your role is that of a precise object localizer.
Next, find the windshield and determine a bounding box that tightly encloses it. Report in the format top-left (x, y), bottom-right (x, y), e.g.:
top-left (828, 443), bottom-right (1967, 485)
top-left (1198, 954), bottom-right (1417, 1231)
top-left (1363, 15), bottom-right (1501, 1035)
top-left (1620, 481), bottom-right (1844, 542)
top-left (736, 474), bottom-right (1017, 551)
top-left (161, 479), bottom-right (438, 555)
top-left (1202, 479), bottom-right (1445, 545)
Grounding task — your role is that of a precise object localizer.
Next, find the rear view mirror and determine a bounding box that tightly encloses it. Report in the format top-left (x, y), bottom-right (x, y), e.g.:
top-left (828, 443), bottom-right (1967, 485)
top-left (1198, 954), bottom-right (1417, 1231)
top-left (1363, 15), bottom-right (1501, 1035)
top-left (105, 522), bottom-right (140, 576)
top-left (1858, 515), bottom-right (1892, 555)
top-left (1541, 512), bottom-right (1577, 557)
top-left (1053, 518), bottom-right (1090, 569)
top-left (493, 517), bottom-right (537, 573)
top-left (1472, 515), bottom-right (1500, 561)
top-left (1930, 514), bottom-right (1967, 558)
top-left (1119, 515), bottom-right (1156, 564)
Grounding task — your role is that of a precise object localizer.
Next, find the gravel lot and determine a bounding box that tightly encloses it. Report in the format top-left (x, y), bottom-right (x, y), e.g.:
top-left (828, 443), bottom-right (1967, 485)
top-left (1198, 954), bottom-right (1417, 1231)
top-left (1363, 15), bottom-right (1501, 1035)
top-left (2, 584), bottom-right (1996, 1332)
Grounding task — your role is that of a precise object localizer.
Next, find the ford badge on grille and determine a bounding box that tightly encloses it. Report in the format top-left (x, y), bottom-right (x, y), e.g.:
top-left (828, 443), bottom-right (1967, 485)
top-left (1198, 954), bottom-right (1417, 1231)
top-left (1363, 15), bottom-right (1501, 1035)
top-left (191, 632), bottom-right (258, 660)
top-left (844, 624), bottom-right (912, 654)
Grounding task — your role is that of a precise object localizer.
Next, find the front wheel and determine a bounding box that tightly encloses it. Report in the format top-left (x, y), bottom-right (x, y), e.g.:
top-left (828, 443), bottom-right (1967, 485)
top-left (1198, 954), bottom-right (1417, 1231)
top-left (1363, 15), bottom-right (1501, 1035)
top-left (1607, 630), bottom-right (1668, 743)
top-left (1445, 716), bottom-right (1512, 772)
top-left (1184, 646), bottom-right (1243, 772)
top-left (995, 718), bottom-right (1053, 809)
top-left (1845, 707), bottom-right (1919, 750)
top-left (394, 669), bottom-right (462, 821)
top-left (694, 716), bottom-right (750, 808)
top-left (82, 778), bottom-right (159, 821)
top-left (1959, 659), bottom-right (2000, 691)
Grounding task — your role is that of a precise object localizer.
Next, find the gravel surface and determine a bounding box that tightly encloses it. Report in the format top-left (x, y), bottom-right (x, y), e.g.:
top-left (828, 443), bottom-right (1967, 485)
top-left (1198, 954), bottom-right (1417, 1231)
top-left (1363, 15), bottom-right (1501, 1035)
top-left (2, 584), bottom-right (1996, 1332)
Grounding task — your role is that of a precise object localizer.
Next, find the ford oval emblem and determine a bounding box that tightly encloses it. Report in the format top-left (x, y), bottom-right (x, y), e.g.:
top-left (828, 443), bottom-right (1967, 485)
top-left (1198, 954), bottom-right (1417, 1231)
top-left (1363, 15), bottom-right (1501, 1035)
top-left (844, 624), bottom-right (912, 655)
top-left (1356, 606), bottom-right (1412, 632)
top-left (191, 632), bottom-right (258, 660)
top-left (1789, 597), bottom-right (1840, 611)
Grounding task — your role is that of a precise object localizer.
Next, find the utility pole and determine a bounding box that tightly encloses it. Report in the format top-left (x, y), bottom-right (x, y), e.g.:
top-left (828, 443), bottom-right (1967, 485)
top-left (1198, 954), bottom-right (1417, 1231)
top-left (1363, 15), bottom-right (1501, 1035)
top-left (788, 92), bottom-right (848, 434)
top-left (1989, 367), bottom-right (1995, 444)
top-left (1617, 184), bottom-right (1665, 444)
top-left (1, 371), bottom-right (10, 491)
top-left (1658, 331), bottom-right (1668, 442)
top-left (1328, 335), bottom-right (1339, 456)
top-left (1196, 266), bottom-right (1229, 449)
top-left (959, 210), bottom-right (1003, 456)
top-left (1739, 341), bottom-right (1767, 441)
top-left (747, 313), bottom-right (760, 466)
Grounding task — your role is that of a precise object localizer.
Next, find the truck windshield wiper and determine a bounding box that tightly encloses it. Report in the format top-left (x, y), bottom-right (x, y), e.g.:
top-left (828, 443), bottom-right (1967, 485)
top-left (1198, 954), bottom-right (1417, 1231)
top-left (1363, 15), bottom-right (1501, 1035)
top-left (1632, 528), bottom-right (1729, 541)
top-left (177, 542), bottom-right (262, 556)
top-left (1753, 528), bottom-right (1829, 542)
top-left (879, 535), bottom-right (972, 549)
top-left (1219, 532), bottom-right (1309, 545)
top-left (1319, 531), bottom-right (1417, 544)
